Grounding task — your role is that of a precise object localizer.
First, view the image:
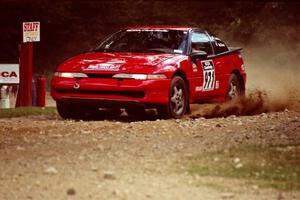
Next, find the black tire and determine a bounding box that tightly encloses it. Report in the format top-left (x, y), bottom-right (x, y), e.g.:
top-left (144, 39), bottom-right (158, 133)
top-left (157, 76), bottom-right (188, 119)
top-left (226, 73), bottom-right (244, 101)
top-left (56, 102), bottom-right (82, 119)
top-left (125, 107), bottom-right (146, 117)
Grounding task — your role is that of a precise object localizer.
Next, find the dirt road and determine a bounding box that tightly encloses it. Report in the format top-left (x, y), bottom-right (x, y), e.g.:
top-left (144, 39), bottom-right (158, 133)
top-left (0, 106), bottom-right (299, 199)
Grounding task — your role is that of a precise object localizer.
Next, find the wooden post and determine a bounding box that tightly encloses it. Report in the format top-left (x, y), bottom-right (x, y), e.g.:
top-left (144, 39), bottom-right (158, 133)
top-left (16, 42), bottom-right (33, 107)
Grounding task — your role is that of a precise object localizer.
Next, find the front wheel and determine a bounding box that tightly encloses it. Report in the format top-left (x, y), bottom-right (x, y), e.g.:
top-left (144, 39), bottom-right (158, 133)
top-left (157, 76), bottom-right (188, 119)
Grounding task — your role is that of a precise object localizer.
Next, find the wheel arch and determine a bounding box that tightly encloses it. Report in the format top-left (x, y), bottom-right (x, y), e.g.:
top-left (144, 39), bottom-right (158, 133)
top-left (231, 69), bottom-right (245, 93)
top-left (173, 70), bottom-right (189, 94)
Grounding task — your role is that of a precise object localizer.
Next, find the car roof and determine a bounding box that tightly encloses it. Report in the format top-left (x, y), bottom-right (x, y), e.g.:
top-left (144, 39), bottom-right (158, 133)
top-left (124, 25), bottom-right (197, 31)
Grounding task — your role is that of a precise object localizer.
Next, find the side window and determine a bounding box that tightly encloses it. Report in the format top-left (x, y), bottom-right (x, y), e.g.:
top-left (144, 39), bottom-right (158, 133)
top-left (213, 37), bottom-right (229, 54)
top-left (191, 32), bottom-right (213, 55)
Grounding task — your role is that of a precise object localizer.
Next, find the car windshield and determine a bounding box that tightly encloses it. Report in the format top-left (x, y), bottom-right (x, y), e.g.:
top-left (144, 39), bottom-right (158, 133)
top-left (95, 29), bottom-right (188, 54)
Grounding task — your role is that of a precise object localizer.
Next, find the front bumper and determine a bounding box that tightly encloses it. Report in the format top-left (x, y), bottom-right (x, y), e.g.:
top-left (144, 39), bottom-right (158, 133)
top-left (51, 77), bottom-right (171, 108)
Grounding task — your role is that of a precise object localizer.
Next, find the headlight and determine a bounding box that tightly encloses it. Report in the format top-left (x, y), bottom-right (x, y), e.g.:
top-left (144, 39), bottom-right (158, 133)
top-left (112, 73), bottom-right (167, 80)
top-left (54, 72), bottom-right (88, 78)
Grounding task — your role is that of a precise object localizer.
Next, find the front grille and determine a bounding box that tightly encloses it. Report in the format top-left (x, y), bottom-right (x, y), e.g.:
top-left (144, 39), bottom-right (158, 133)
top-left (57, 89), bottom-right (145, 99)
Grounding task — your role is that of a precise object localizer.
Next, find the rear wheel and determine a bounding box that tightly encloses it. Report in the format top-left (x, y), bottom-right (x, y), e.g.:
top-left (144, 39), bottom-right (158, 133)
top-left (157, 76), bottom-right (188, 119)
top-left (226, 73), bottom-right (244, 101)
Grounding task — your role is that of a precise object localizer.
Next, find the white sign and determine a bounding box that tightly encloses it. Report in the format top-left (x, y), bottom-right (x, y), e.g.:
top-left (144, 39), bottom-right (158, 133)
top-left (22, 21), bottom-right (40, 43)
top-left (0, 64), bottom-right (20, 84)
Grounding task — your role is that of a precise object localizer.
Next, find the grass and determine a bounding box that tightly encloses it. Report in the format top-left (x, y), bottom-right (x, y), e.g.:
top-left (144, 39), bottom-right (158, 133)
top-left (0, 107), bottom-right (57, 118)
top-left (187, 145), bottom-right (300, 191)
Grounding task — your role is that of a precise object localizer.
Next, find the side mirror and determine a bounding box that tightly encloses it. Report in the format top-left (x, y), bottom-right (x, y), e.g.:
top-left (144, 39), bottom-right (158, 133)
top-left (190, 50), bottom-right (208, 61)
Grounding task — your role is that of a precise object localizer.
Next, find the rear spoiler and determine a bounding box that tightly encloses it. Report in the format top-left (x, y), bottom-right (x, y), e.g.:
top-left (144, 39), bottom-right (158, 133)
top-left (228, 47), bottom-right (242, 52)
top-left (208, 47), bottom-right (242, 58)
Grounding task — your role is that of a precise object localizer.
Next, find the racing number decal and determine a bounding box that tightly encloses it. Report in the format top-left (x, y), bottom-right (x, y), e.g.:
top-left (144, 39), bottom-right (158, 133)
top-left (201, 60), bottom-right (215, 91)
top-left (204, 70), bottom-right (215, 90)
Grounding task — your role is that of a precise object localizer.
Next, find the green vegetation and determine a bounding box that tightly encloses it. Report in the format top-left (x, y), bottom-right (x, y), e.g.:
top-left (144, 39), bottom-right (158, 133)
top-left (187, 145), bottom-right (300, 191)
top-left (0, 107), bottom-right (56, 118)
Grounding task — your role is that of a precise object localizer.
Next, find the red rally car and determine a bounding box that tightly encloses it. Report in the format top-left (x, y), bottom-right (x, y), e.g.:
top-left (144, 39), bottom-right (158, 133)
top-left (51, 26), bottom-right (246, 119)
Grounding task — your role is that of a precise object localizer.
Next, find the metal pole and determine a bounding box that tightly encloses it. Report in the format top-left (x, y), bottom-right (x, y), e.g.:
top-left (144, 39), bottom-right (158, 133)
top-left (0, 85), bottom-right (10, 109)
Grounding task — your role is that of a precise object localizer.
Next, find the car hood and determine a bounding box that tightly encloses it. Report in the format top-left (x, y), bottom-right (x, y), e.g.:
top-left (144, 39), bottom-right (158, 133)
top-left (57, 52), bottom-right (179, 73)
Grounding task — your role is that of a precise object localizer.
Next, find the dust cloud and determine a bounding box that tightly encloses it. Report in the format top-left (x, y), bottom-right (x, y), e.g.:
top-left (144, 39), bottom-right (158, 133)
top-left (190, 40), bottom-right (300, 118)
top-left (190, 91), bottom-right (287, 119)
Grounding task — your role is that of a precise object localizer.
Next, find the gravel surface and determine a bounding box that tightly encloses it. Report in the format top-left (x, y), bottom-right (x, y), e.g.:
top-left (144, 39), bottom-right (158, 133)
top-left (0, 108), bottom-right (299, 200)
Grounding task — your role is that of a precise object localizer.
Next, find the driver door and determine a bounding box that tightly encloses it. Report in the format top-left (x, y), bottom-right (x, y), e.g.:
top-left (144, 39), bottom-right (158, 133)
top-left (190, 31), bottom-right (219, 99)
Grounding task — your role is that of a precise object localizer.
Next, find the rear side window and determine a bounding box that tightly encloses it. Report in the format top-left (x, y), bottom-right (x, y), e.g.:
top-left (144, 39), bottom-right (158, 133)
top-left (212, 37), bottom-right (229, 54)
top-left (190, 32), bottom-right (213, 55)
